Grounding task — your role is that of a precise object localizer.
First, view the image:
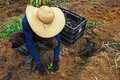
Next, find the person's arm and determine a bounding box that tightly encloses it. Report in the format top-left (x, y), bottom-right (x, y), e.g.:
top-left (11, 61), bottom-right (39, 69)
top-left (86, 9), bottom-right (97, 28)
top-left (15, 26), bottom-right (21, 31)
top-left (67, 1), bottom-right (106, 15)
top-left (52, 33), bottom-right (61, 72)
top-left (54, 33), bottom-right (61, 61)
top-left (22, 16), bottom-right (40, 64)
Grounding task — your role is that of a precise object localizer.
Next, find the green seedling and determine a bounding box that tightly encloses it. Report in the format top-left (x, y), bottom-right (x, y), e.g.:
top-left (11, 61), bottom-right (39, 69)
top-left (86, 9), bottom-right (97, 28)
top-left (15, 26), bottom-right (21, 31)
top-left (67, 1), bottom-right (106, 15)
top-left (0, 16), bottom-right (22, 38)
top-left (47, 63), bottom-right (54, 71)
top-left (28, 0), bottom-right (56, 7)
top-left (109, 42), bottom-right (120, 48)
top-left (86, 22), bottom-right (97, 31)
top-left (28, 0), bottom-right (65, 7)
top-left (88, 1), bottom-right (97, 5)
top-left (29, 0), bottom-right (42, 7)
top-left (109, 42), bottom-right (120, 69)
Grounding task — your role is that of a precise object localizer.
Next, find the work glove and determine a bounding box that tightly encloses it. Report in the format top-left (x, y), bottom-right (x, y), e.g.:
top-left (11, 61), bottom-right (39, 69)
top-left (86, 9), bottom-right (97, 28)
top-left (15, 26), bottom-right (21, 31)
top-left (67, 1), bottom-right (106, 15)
top-left (37, 62), bottom-right (47, 74)
top-left (52, 60), bottom-right (59, 72)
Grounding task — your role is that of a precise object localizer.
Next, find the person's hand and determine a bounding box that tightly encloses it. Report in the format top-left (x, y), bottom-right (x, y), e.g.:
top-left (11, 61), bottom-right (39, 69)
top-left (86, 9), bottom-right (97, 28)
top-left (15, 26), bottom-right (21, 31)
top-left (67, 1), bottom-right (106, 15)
top-left (37, 62), bottom-right (47, 74)
top-left (52, 60), bottom-right (59, 72)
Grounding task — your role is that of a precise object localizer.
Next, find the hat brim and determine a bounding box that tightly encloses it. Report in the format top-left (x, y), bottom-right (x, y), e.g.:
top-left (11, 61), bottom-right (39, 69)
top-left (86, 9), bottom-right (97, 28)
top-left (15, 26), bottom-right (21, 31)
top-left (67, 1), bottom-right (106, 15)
top-left (26, 5), bottom-right (65, 38)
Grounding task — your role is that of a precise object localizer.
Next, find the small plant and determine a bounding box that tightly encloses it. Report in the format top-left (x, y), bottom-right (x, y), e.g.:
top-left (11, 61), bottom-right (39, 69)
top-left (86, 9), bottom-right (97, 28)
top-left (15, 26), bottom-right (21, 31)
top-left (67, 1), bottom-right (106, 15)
top-left (88, 1), bottom-right (97, 5)
top-left (86, 22), bottom-right (97, 31)
top-left (109, 42), bottom-right (120, 48)
top-left (28, 0), bottom-right (63, 7)
top-left (0, 16), bottom-right (22, 38)
top-left (29, 0), bottom-right (42, 7)
top-left (47, 63), bottom-right (54, 71)
top-left (108, 42), bottom-right (120, 69)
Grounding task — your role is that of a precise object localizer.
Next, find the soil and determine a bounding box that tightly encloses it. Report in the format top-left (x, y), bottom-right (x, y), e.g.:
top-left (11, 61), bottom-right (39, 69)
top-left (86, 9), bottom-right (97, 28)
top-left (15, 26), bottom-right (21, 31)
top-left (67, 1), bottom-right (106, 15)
top-left (0, 0), bottom-right (120, 80)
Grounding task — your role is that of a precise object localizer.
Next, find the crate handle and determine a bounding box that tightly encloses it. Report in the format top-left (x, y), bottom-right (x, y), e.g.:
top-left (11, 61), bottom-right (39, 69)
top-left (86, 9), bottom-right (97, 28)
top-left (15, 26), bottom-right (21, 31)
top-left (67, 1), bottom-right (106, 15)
top-left (78, 28), bottom-right (82, 33)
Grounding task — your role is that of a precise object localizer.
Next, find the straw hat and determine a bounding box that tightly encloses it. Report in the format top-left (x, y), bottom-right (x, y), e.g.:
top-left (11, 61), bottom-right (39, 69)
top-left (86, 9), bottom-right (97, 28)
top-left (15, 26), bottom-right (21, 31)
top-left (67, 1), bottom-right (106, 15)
top-left (26, 5), bottom-right (65, 38)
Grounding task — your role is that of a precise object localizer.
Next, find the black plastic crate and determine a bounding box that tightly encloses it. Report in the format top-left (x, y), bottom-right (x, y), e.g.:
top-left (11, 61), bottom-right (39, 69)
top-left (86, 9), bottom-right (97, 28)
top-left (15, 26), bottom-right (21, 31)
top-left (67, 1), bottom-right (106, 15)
top-left (61, 19), bottom-right (86, 40)
top-left (58, 6), bottom-right (87, 45)
top-left (62, 16), bottom-right (87, 36)
top-left (61, 31), bottom-right (84, 45)
top-left (61, 26), bottom-right (85, 40)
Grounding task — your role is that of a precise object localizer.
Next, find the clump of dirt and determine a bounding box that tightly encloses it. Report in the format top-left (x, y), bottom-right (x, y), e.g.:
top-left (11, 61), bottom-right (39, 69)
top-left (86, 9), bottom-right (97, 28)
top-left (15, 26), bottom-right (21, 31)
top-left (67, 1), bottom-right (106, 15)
top-left (0, 0), bottom-right (27, 27)
top-left (79, 37), bottom-right (96, 57)
top-left (0, 0), bottom-right (120, 80)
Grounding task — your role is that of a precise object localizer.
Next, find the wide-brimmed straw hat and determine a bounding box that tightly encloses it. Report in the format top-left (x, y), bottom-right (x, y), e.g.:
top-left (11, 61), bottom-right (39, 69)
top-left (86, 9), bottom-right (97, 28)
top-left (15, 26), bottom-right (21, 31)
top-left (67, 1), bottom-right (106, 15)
top-left (26, 5), bottom-right (65, 38)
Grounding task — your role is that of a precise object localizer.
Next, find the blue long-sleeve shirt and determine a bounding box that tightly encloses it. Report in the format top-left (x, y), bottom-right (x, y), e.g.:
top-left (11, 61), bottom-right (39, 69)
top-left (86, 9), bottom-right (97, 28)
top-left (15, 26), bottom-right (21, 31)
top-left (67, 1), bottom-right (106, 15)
top-left (22, 16), bottom-right (61, 64)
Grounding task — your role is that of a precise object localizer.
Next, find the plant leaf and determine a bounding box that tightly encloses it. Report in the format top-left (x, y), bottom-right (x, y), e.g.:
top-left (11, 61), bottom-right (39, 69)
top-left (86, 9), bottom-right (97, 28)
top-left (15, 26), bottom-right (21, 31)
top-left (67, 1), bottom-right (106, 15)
top-left (116, 56), bottom-right (120, 62)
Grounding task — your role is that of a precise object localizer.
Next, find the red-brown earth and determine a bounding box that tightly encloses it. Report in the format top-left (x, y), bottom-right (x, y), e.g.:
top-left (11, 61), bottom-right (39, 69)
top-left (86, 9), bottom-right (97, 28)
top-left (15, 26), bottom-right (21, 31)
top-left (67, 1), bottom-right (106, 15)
top-left (0, 0), bottom-right (120, 80)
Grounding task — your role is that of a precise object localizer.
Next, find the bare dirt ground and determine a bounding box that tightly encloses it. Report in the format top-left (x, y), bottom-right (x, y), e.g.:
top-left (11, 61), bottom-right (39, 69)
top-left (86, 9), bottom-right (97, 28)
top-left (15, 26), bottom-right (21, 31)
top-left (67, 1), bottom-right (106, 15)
top-left (0, 0), bottom-right (120, 80)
